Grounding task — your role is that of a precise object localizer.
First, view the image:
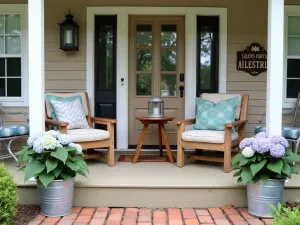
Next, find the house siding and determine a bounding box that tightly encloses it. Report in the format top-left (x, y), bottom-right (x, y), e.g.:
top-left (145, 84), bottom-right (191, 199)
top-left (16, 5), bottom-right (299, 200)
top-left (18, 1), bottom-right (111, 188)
top-left (0, 0), bottom-right (299, 150)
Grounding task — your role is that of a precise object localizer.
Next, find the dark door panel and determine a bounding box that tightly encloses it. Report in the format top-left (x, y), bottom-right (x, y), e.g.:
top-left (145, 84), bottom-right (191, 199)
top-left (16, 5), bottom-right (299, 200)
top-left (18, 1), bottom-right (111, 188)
top-left (94, 15), bottom-right (117, 143)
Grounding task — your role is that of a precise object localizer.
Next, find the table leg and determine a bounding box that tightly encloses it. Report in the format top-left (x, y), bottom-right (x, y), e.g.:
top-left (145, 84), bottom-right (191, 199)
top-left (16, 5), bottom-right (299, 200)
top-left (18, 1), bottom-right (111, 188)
top-left (158, 124), bottom-right (163, 157)
top-left (132, 124), bottom-right (149, 163)
top-left (159, 124), bottom-right (175, 163)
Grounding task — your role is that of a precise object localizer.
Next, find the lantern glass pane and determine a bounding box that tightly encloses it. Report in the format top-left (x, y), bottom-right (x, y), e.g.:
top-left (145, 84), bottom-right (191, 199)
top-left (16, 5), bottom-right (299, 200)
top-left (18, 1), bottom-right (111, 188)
top-left (63, 26), bottom-right (73, 46)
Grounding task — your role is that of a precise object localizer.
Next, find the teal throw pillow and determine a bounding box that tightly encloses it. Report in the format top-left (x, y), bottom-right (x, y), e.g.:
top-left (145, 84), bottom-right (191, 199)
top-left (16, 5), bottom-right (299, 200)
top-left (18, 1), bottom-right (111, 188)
top-left (47, 95), bottom-right (83, 120)
top-left (194, 97), bottom-right (239, 131)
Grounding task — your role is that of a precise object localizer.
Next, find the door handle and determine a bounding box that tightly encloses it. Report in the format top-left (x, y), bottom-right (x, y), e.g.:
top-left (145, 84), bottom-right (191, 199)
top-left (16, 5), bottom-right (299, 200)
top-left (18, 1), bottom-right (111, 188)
top-left (179, 85), bottom-right (184, 98)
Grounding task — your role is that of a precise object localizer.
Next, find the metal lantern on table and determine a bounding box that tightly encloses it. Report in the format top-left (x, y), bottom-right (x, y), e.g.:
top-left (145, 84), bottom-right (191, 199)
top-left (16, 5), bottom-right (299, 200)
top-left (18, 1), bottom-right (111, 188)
top-left (148, 97), bottom-right (165, 118)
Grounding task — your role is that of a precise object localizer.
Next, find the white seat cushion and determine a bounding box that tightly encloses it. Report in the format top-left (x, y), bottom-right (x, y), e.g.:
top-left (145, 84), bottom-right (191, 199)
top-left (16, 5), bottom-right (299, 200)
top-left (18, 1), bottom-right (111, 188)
top-left (182, 130), bottom-right (239, 144)
top-left (67, 128), bottom-right (110, 142)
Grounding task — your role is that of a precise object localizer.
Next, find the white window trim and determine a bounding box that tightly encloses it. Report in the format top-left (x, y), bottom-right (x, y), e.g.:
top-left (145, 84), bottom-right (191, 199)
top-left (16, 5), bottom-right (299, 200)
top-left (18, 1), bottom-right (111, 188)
top-left (86, 7), bottom-right (227, 149)
top-left (0, 4), bottom-right (28, 107)
top-left (283, 5), bottom-right (300, 108)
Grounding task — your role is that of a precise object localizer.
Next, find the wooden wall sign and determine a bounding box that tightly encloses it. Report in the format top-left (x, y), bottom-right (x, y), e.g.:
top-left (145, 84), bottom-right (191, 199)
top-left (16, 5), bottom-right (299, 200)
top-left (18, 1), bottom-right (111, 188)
top-left (236, 43), bottom-right (267, 76)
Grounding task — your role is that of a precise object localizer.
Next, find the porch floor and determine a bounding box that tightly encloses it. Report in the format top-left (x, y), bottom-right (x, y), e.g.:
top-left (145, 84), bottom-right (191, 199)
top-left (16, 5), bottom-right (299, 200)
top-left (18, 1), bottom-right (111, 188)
top-left (5, 151), bottom-right (300, 188)
top-left (3, 151), bottom-right (300, 208)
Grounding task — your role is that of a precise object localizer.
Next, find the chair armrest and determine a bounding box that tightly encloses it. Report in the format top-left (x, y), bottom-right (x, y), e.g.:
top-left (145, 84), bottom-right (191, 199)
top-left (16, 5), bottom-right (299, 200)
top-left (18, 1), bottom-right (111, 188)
top-left (225, 120), bottom-right (248, 128)
top-left (45, 119), bottom-right (69, 127)
top-left (176, 118), bottom-right (196, 126)
top-left (45, 119), bottom-right (69, 133)
top-left (91, 117), bottom-right (117, 125)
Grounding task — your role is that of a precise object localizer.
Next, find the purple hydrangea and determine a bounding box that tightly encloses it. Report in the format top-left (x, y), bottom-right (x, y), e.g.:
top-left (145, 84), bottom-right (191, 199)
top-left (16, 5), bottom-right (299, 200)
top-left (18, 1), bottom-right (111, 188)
top-left (255, 132), bottom-right (268, 139)
top-left (252, 138), bottom-right (272, 153)
top-left (271, 136), bottom-right (289, 148)
top-left (270, 144), bottom-right (286, 158)
top-left (239, 137), bottom-right (254, 150)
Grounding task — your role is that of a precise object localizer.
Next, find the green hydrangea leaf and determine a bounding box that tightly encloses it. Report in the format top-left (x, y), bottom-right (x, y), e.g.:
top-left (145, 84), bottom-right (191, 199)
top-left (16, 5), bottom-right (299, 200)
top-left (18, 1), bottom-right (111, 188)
top-left (232, 154), bottom-right (242, 166)
top-left (239, 156), bottom-right (255, 167)
top-left (50, 147), bottom-right (68, 164)
top-left (46, 158), bottom-right (58, 173)
top-left (241, 167), bottom-right (253, 184)
top-left (267, 160), bottom-right (283, 175)
top-left (283, 151), bottom-right (300, 163)
top-left (233, 169), bottom-right (242, 177)
top-left (61, 172), bottom-right (72, 180)
top-left (282, 161), bottom-right (292, 177)
top-left (53, 166), bottom-right (63, 178)
top-left (39, 172), bottom-right (55, 187)
top-left (260, 173), bottom-right (270, 181)
top-left (66, 161), bottom-right (80, 171)
top-left (24, 160), bottom-right (46, 181)
top-left (250, 159), bottom-right (267, 177)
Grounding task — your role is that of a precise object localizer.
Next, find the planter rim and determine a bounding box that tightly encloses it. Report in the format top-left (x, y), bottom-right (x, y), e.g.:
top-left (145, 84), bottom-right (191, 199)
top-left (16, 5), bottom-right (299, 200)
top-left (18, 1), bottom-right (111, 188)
top-left (249, 178), bottom-right (286, 184)
top-left (37, 177), bottom-right (75, 183)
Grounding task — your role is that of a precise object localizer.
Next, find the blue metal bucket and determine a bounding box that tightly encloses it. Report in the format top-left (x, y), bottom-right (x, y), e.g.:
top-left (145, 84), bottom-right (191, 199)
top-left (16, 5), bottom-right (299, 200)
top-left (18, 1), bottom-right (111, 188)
top-left (37, 178), bottom-right (74, 217)
top-left (247, 179), bottom-right (285, 218)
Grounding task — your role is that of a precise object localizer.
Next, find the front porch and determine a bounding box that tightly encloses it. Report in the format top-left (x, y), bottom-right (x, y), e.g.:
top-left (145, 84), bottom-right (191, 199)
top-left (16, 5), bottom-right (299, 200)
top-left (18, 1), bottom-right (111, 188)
top-left (5, 152), bottom-right (300, 208)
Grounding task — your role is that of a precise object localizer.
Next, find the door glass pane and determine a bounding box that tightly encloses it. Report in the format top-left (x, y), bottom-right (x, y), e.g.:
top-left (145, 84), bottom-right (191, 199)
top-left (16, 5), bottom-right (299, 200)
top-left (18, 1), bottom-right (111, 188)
top-left (136, 24), bottom-right (152, 46)
top-left (7, 78), bottom-right (21, 97)
top-left (161, 74), bottom-right (176, 96)
top-left (288, 16), bottom-right (300, 36)
top-left (7, 58), bottom-right (21, 77)
top-left (5, 36), bottom-right (21, 54)
top-left (97, 25), bottom-right (114, 89)
top-left (287, 79), bottom-right (300, 98)
top-left (136, 74), bottom-right (152, 96)
top-left (0, 15), bottom-right (4, 34)
top-left (161, 49), bottom-right (176, 71)
top-left (0, 36), bottom-right (4, 54)
top-left (0, 58), bottom-right (4, 77)
top-left (161, 24), bottom-right (176, 47)
top-left (200, 27), bottom-right (213, 89)
top-left (0, 78), bottom-right (5, 96)
top-left (5, 14), bottom-right (20, 34)
top-left (288, 37), bottom-right (300, 56)
top-left (136, 49), bottom-right (152, 72)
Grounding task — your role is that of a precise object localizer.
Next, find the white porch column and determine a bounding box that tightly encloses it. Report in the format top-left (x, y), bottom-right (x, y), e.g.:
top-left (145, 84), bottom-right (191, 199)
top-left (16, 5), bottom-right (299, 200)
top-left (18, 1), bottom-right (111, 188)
top-left (28, 0), bottom-right (45, 134)
top-left (266, 0), bottom-right (284, 136)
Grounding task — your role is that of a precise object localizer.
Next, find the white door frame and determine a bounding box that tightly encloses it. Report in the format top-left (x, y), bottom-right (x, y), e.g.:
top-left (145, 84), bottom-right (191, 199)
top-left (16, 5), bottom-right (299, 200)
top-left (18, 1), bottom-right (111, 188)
top-left (86, 7), bottom-right (227, 149)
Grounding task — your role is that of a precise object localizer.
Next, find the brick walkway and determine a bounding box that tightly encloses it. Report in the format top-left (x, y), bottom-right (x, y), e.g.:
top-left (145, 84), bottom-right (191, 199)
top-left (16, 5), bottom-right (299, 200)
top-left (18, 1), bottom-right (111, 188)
top-left (28, 206), bottom-right (273, 225)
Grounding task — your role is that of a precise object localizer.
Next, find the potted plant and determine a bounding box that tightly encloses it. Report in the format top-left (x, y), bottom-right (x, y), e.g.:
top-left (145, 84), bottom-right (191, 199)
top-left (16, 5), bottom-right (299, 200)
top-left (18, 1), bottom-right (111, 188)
top-left (16, 130), bottom-right (88, 217)
top-left (232, 132), bottom-right (300, 218)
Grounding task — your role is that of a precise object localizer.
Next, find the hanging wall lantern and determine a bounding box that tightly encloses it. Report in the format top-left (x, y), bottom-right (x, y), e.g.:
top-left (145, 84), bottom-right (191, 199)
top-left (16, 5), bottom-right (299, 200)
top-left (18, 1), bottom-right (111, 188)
top-left (59, 10), bottom-right (79, 51)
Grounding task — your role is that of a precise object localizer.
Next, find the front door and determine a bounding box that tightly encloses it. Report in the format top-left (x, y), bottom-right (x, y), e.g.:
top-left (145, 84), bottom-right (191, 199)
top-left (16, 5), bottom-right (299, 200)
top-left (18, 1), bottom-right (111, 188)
top-left (128, 16), bottom-right (185, 147)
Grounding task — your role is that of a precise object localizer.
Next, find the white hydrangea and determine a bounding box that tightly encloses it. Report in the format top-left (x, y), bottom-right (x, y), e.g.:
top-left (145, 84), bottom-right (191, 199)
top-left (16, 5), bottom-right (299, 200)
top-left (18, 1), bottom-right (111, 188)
top-left (44, 130), bottom-right (61, 138)
top-left (27, 132), bottom-right (43, 147)
top-left (33, 138), bottom-right (44, 153)
top-left (69, 143), bottom-right (83, 155)
top-left (242, 147), bottom-right (255, 158)
top-left (41, 135), bottom-right (57, 150)
top-left (56, 140), bottom-right (63, 147)
top-left (58, 134), bottom-right (72, 145)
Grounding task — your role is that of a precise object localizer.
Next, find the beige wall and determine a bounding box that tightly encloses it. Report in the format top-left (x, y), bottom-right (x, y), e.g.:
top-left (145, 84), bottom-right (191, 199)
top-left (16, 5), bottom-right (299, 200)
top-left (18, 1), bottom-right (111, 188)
top-left (1, 0), bottom-right (300, 150)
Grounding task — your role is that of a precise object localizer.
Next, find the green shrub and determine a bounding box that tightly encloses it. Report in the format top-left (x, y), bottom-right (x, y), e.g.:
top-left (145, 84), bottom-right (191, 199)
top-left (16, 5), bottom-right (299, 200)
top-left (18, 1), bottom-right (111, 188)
top-left (0, 163), bottom-right (18, 225)
top-left (270, 201), bottom-right (300, 225)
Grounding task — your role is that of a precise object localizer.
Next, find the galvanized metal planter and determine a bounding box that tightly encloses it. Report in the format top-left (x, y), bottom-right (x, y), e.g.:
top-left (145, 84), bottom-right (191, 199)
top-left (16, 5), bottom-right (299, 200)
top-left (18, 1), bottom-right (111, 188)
top-left (247, 179), bottom-right (285, 218)
top-left (37, 178), bottom-right (74, 217)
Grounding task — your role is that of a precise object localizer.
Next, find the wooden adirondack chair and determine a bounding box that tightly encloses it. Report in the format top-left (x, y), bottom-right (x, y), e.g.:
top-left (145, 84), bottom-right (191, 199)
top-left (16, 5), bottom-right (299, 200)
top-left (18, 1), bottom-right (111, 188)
top-left (176, 94), bottom-right (249, 172)
top-left (45, 92), bottom-right (117, 166)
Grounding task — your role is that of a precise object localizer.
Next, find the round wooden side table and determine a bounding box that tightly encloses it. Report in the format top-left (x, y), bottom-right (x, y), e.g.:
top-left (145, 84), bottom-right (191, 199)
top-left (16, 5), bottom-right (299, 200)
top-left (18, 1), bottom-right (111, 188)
top-left (132, 117), bottom-right (175, 163)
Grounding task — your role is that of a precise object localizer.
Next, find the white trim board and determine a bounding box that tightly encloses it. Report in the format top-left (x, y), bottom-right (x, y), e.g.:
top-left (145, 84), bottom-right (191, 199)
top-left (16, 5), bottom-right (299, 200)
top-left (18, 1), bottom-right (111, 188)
top-left (0, 4), bottom-right (28, 107)
top-left (283, 5), bottom-right (300, 108)
top-left (86, 7), bottom-right (227, 149)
